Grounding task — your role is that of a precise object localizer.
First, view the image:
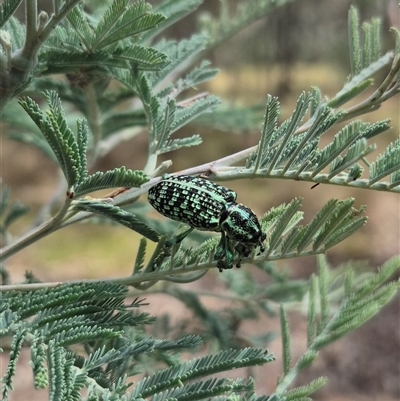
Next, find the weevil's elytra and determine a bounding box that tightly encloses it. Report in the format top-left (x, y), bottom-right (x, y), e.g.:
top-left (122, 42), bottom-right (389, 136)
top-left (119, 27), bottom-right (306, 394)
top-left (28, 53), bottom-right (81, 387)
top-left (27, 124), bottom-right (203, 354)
top-left (148, 176), bottom-right (237, 231)
top-left (148, 175), bottom-right (265, 271)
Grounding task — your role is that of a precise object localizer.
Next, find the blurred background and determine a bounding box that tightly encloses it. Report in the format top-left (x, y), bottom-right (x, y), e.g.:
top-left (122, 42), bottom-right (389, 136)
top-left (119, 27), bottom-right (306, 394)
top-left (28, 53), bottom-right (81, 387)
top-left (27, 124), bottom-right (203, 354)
top-left (1, 0), bottom-right (399, 400)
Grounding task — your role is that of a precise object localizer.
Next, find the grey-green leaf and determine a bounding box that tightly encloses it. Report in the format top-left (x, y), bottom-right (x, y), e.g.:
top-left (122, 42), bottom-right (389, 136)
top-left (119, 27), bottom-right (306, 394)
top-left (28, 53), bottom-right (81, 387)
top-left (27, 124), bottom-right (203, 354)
top-left (75, 200), bottom-right (160, 242)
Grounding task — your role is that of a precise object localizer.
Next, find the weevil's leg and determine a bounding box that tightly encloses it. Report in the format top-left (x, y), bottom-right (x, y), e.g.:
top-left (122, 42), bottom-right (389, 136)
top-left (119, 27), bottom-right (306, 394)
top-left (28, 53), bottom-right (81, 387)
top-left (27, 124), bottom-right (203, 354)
top-left (234, 243), bottom-right (243, 268)
top-left (217, 259), bottom-right (225, 273)
top-left (258, 232), bottom-right (266, 253)
top-left (224, 239), bottom-right (234, 270)
top-left (214, 231), bottom-right (226, 261)
top-left (165, 227), bottom-right (194, 248)
top-left (234, 243), bottom-right (251, 268)
top-left (215, 232), bottom-right (234, 271)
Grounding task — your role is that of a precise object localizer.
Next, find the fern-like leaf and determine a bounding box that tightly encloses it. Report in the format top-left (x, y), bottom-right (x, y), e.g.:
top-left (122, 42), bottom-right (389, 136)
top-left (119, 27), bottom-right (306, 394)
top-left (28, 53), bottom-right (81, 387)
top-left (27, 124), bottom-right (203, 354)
top-left (312, 121), bottom-right (366, 176)
top-left (150, 377), bottom-right (254, 401)
top-left (317, 256), bottom-right (330, 329)
top-left (177, 60), bottom-right (219, 92)
top-left (18, 96), bottom-right (67, 171)
top-left (285, 377), bottom-right (328, 401)
top-left (328, 52), bottom-right (391, 109)
top-left (266, 198), bottom-right (303, 257)
top-left (113, 44), bottom-right (169, 70)
top-left (1, 324), bottom-right (27, 400)
top-left (197, 103), bottom-right (265, 134)
top-left (18, 91), bottom-right (90, 190)
top-left (75, 199), bottom-right (160, 241)
top-left (151, 34), bottom-right (208, 87)
top-left (3, 282), bottom-right (129, 319)
top-left (328, 138), bottom-right (375, 179)
top-left (133, 237), bottom-right (148, 274)
top-left (348, 6), bottom-right (362, 76)
top-left (39, 45), bottom-right (167, 75)
top-left (76, 119), bottom-right (89, 182)
top-left (148, 87), bottom-right (218, 155)
top-left (296, 199), bottom-right (339, 253)
top-left (48, 344), bottom-right (85, 401)
top-left (246, 92), bottom-right (312, 172)
top-left (138, 198), bottom-right (366, 281)
top-left (280, 305), bottom-right (291, 376)
top-left (92, 0), bottom-right (132, 49)
top-left (238, 88), bottom-right (397, 192)
top-left (0, 0), bottom-right (22, 29)
top-left (131, 347), bottom-right (275, 399)
top-left (369, 137), bottom-right (400, 186)
top-left (312, 268), bottom-right (400, 351)
top-left (31, 337), bottom-right (48, 389)
top-left (153, 97), bottom-right (177, 151)
top-left (159, 135), bottom-right (203, 154)
top-left (66, 5), bottom-right (95, 50)
top-left (307, 275), bottom-right (318, 346)
top-left (250, 95), bottom-right (280, 171)
top-left (74, 167), bottom-right (148, 196)
top-left (44, 90), bottom-right (82, 186)
top-left (312, 199), bottom-right (364, 251)
top-left (83, 346), bottom-right (122, 371)
top-left (47, 341), bottom-right (67, 401)
top-left (94, 1), bottom-right (165, 49)
top-left (52, 325), bottom-right (122, 347)
top-left (173, 95), bottom-right (220, 132)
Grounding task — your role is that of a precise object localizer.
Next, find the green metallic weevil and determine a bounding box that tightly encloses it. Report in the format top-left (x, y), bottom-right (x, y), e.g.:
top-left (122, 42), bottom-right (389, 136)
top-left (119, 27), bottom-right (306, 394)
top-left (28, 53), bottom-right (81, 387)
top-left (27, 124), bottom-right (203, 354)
top-left (148, 175), bottom-right (266, 271)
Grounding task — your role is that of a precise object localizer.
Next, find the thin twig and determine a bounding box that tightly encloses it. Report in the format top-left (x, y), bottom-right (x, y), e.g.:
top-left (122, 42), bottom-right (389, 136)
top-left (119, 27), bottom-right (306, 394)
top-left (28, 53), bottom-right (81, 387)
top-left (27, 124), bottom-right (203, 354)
top-left (0, 197), bottom-right (73, 262)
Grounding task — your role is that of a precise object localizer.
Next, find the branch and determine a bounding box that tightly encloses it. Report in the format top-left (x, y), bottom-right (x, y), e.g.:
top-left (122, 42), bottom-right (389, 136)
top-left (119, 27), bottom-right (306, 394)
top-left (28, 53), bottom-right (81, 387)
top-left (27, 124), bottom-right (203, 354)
top-left (0, 1), bottom-right (81, 115)
top-left (0, 248), bottom-right (321, 293)
top-left (343, 53), bottom-right (400, 118)
top-left (0, 197), bottom-right (73, 262)
top-left (12, 0), bottom-right (82, 72)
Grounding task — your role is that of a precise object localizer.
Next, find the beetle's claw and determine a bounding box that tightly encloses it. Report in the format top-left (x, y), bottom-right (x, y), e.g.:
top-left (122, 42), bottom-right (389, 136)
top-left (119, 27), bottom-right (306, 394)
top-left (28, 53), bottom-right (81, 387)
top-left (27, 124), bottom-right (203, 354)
top-left (217, 259), bottom-right (225, 272)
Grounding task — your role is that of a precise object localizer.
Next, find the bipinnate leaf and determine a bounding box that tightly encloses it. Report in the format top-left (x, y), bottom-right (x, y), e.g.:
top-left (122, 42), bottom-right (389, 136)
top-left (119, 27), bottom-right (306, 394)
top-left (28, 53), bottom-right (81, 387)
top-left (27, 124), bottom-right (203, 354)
top-left (76, 199), bottom-right (160, 242)
top-left (285, 377), bottom-right (328, 401)
top-left (133, 237), bottom-right (148, 274)
top-left (92, 0), bottom-right (166, 50)
top-left (1, 324), bottom-right (26, 400)
top-left (41, 3), bottom-right (169, 75)
top-left (151, 34), bottom-right (208, 87)
top-left (18, 91), bottom-right (89, 190)
top-left (74, 167), bottom-right (149, 196)
top-left (369, 137), bottom-right (400, 186)
top-left (280, 305), bottom-right (291, 376)
top-left (113, 44), bottom-right (169, 70)
top-left (0, 0), bottom-right (23, 29)
top-left (66, 5), bottom-right (95, 50)
top-left (146, 198), bottom-right (367, 280)
top-left (131, 347), bottom-right (275, 399)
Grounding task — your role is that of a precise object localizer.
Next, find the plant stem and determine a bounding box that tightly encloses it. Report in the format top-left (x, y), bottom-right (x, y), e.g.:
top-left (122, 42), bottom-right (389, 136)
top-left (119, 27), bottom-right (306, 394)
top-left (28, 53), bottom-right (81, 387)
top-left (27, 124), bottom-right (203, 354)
top-left (0, 0), bottom-right (82, 115)
top-left (0, 198), bottom-right (73, 262)
top-left (20, 1), bottom-right (38, 62)
top-left (0, 249), bottom-right (323, 292)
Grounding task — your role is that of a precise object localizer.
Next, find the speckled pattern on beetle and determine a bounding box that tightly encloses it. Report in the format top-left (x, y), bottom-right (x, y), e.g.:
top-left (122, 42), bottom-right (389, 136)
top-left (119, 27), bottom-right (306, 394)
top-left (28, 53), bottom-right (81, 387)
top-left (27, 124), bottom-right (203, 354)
top-left (148, 175), bottom-right (266, 271)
